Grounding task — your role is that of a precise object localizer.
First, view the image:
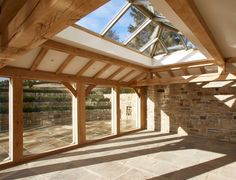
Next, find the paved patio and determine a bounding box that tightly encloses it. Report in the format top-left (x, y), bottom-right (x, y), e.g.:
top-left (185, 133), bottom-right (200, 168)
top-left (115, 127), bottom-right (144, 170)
top-left (1, 130), bottom-right (236, 179)
top-left (0, 119), bottom-right (136, 162)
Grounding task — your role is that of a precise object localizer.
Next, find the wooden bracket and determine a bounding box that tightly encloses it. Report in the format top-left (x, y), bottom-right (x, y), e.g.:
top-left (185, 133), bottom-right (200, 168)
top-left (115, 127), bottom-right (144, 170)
top-left (62, 82), bottom-right (77, 97)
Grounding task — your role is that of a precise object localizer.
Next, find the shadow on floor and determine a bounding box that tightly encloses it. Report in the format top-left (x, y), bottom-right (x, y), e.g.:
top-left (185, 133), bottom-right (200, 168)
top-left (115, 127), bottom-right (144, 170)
top-left (0, 132), bottom-right (236, 179)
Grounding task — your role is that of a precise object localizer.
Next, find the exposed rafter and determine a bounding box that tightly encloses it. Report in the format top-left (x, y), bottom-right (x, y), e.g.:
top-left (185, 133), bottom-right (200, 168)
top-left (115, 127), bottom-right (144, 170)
top-left (43, 40), bottom-right (149, 72)
top-left (93, 64), bottom-right (112, 79)
top-left (0, 0), bottom-right (109, 68)
top-left (30, 48), bottom-right (48, 71)
top-left (107, 67), bottom-right (125, 80)
top-left (56, 55), bottom-right (75, 74)
top-left (165, 0), bottom-right (224, 66)
top-left (76, 60), bottom-right (96, 77)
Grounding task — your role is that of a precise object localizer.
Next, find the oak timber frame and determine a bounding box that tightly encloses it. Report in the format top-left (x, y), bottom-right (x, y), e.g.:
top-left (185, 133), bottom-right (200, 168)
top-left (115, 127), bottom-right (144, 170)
top-left (0, 73), bottom-right (146, 170)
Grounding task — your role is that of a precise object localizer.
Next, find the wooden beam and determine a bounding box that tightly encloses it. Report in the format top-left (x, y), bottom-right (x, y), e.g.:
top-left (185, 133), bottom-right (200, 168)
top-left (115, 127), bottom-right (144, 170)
top-left (77, 83), bottom-right (86, 144)
top-left (200, 67), bottom-right (206, 74)
top-left (86, 85), bottom-right (96, 96)
top-left (151, 60), bottom-right (214, 72)
top-left (128, 72), bottom-right (145, 83)
top-left (43, 40), bottom-right (149, 72)
top-left (225, 57), bottom-right (236, 64)
top-left (0, 0), bottom-right (109, 67)
top-left (119, 70), bottom-right (135, 82)
top-left (134, 88), bottom-right (141, 97)
top-left (0, 66), bottom-right (130, 86)
top-left (155, 72), bottom-right (161, 79)
top-left (140, 87), bottom-right (146, 129)
top-left (0, 0), bottom-right (27, 32)
top-left (62, 82), bottom-right (77, 97)
top-left (30, 48), bottom-right (48, 71)
top-left (107, 67), bottom-right (124, 80)
top-left (9, 77), bottom-right (23, 162)
top-left (133, 73), bottom-right (236, 86)
top-left (182, 68), bottom-right (190, 75)
top-left (76, 60), bottom-right (95, 77)
top-left (56, 55), bottom-right (75, 74)
top-left (165, 0), bottom-right (224, 66)
top-left (93, 64), bottom-right (112, 79)
top-left (115, 86), bottom-right (121, 135)
top-left (168, 70), bottom-right (175, 77)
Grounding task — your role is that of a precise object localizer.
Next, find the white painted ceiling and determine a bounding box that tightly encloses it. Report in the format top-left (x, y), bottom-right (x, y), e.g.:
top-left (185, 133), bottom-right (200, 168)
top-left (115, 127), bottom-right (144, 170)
top-left (194, 0), bottom-right (236, 58)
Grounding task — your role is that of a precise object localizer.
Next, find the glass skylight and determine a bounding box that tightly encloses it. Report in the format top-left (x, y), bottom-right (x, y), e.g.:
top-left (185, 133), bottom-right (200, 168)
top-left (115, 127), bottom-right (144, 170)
top-left (76, 0), bottom-right (197, 58)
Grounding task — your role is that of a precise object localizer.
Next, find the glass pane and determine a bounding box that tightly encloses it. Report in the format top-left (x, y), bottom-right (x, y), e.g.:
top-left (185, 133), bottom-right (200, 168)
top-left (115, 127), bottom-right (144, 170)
top-left (154, 42), bottom-right (166, 56)
top-left (143, 46), bottom-right (153, 56)
top-left (0, 77), bottom-right (10, 162)
top-left (23, 80), bottom-right (73, 155)
top-left (120, 88), bottom-right (139, 132)
top-left (127, 21), bottom-right (159, 51)
top-left (86, 87), bottom-right (112, 141)
top-left (181, 35), bottom-right (196, 49)
top-left (160, 28), bottom-right (185, 53)
top-left (142, 2), bottom-right (174, 27)
top-left (105, 6), bottom-right (147, 43)
top-left (76, 0), bottom-right (127, 33)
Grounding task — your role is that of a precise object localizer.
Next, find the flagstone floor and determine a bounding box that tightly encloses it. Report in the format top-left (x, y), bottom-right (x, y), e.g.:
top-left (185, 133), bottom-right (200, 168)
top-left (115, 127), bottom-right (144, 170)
top-left (1, 130), bottom-right (236, 179)
top-left (0, 119), bottom-right (136, 162)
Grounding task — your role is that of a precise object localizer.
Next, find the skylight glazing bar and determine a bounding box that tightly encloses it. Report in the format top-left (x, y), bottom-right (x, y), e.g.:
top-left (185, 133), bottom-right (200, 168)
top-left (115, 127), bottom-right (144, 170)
top-left (179, 34), bottom-right (188, 50)
top-left (140, 37), bottom-right (158, 52)
top-left (150, 25), bottom-right (163, 56)
top-left (123, 18), bottom-right (152, 45)
top-left (159, 39), bottom-right (168, 54)
top-left (101, 2), bottom-right (132, 36)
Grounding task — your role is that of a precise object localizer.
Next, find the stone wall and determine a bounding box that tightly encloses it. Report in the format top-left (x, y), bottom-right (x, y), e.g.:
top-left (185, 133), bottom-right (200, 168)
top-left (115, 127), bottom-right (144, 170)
top-left (147, 82), bottom-right (236, 143)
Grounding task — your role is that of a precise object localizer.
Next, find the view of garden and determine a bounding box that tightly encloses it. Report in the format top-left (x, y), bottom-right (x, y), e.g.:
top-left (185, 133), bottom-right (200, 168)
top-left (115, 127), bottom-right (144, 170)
top-left (0, 79), bottom-right (139, 161)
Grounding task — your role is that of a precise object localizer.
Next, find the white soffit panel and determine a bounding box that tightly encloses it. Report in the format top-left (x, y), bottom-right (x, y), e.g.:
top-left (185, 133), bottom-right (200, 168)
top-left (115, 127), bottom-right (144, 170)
top-left (159, 71), bottom-right (170, 78)
top-left (112, 68), bottom-right (132, 80)
top-left (123, 71), bottom-right (141, 82)
top-left (172, 69), bottom-right (184, 77)
top-left (37, 50), bottom-right (68, 72)
top-left (63, 56), bottom-right (90, 75)
top-left (193, 0), bottom-right (236, 58)
top-left (9, 48), bottom-right (41, 68)
top-left (53, 26), bottom-right (152, 67)
top-left (188, 67), bottom-right (202, 75)
top-left (149, 0), bottom-right (212, 59)
top-left (82, 61), bottom-right (106, 77)
top-left (153, 49), bottom-right (207, 67)
top-left (99, 65), bottom-right (120, 79)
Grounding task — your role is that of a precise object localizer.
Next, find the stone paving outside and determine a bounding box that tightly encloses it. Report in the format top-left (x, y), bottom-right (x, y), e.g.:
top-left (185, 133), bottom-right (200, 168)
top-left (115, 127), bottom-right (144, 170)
top-left (0, 119), bottom-right (136, 162)
top-left (1, 130), bottom-right (236, 179)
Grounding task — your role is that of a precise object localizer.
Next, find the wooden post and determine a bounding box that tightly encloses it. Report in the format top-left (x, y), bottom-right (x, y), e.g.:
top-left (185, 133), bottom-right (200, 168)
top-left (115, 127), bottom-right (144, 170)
top-left (9, 77), bottom-right (23, 162)
top-left (112, 86), bottom-right (120, 135)
top-left (140, 87), bottom-right (147, 129)
top-left (77, 83), bottom-right (86, 144)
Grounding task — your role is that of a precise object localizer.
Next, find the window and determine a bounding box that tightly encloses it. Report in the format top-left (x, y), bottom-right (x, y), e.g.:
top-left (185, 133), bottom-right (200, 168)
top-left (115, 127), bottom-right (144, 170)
top-left (127, 21), bottom-right (159, 51)
top-left (105, 6), bottom-right (147, 43)
top-left (76, 0), bottom-right (197, 57)
top-left (120, 88), bottom-right (139, 132)
top-left (160, 28), bottom-right (185, 53)
top-left (23, 80), bottom-right (73, 155)
top-left (0, 77), bottom-right (10, 162)
top-left (86, 87), bottom-right (112, 140)
top-left (77, 0), bottom-right (127, 34)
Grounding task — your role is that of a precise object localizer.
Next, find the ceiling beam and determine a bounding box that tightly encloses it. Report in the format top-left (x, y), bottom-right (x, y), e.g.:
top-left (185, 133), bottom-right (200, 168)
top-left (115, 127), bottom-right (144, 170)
top-left (133, 73), bottom-right (236, 86)
top-left (56, 55), bottom-right (75, 74)
top-left (30, 48), bottom-right (48, 71)
top-left (76, 60), bottom-right (96, 77)
top-left (151, 60), bottom-right (214, 72)
top-left (107, 67), bottom-right (125, 80)
top-left (0, 0), bottom-right (109, 68)
top-left (0, 66), bottom-right (130, 86)
top-left (43, 40), bottom-right (149, 72)
top-left (93, 64), bottom-right (112, 79)
top-left (165, 0), bottom-right (224, 66)
top-left (119, 70), bottom-right (135, 82)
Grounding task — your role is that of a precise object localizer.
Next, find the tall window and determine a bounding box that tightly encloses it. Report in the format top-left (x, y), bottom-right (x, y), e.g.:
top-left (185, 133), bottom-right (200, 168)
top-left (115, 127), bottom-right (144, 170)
top-left (86, 87), bottom-right (112, 141)
top-left (23, 80), bottom-right (73, 155)
top-left (120, 88), bottom-right (139, 132)
top-left (0, 77), bottom-right (10, 162)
